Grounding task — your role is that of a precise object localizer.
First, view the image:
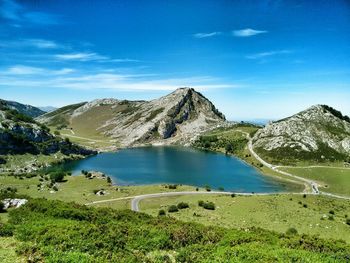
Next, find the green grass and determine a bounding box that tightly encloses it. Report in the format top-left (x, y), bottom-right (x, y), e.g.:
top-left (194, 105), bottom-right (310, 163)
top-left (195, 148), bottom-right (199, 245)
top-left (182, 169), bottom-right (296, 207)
top-left (0, 174), bottom-right (201, 208)
top-left (0, 237), bottom-right (25, 263)
top-left (2, 198), bottom-right (350, 262)
top-left (280, 167), bottom-right (350, 196)
top-left (140, 194), bottom-right (350, 243)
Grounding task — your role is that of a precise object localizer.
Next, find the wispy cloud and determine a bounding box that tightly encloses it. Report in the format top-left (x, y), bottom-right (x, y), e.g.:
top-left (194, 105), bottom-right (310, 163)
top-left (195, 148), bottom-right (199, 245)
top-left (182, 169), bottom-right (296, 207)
top-left (0, 38), bottom-right (61, 49)
top-left (55, 52), bottom-right (108, 62)
top-left (0, 0), bottom-right (60, 26)
top-left (193, 32), bottom-right (222, 38)
top-left (4, 65), bottom-right (75, 75)
top-left (246, 50), bottom-right (292, 59)
top-left (233, 28), bottom-right (267, 37)
top-left (0, 65), bottom-right (238, 91)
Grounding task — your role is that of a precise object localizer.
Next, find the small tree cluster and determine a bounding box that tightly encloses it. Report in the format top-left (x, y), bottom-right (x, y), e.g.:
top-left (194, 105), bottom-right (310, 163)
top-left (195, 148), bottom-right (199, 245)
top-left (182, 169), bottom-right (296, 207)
top-left (198, 200), bottom-right (215, 210)
top-left (177, 202), bottom-right (189, 209)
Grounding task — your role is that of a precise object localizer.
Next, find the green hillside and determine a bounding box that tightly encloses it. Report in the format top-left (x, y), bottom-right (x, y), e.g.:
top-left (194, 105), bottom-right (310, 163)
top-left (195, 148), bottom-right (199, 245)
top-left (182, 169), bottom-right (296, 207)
top-left (1, 198), bottom-right (350, 262)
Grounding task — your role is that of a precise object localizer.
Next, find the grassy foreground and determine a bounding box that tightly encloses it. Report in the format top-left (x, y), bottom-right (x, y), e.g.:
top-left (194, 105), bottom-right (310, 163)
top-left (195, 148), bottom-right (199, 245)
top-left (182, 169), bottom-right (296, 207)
top-left (1, 198), bottom-right (350, 262)
top-left (140, 194), bottom-right (350, 243)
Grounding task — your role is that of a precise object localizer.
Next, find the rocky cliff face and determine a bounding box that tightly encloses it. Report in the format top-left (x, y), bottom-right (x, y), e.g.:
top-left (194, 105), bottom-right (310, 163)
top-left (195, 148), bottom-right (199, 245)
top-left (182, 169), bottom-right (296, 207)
top-left (38, 88), bottom-right (226, 147)
top-left (0, 101), bottom-right (95, 156)
top-left (252, 105), bottom-right (350, 163)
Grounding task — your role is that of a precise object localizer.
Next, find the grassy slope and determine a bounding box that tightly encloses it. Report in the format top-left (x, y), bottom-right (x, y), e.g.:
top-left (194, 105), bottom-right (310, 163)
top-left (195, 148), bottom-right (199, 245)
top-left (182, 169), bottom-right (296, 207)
top-left (280, 167), bottom-right (350, 196)
top-left (2, 198), bottom-right (350, 262)
top-left (0, 174), bottom-right (200, 207)
top-left (140, 194), bottom-right (350, 242)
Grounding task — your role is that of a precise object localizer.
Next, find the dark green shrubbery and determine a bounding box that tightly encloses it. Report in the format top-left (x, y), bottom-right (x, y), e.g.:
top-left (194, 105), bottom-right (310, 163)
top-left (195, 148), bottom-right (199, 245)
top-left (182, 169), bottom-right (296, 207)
top-left (49, 171), bottom-right (66, 183)
top-left (168, 205), bottom-right (179, 213)
top-left (198, 200), bottom-right (215, 210)
top-left (177, 202), bottom-right (189, 209)
top-left (286, 227), bottom-right (298, 235)
top-left (0, 198), bottom-right (349, 262)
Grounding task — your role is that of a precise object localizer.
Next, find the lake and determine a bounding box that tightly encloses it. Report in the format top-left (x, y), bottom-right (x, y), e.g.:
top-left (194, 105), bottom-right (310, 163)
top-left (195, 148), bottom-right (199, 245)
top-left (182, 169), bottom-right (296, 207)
top-left (60, 146), bottom-right (291, 193)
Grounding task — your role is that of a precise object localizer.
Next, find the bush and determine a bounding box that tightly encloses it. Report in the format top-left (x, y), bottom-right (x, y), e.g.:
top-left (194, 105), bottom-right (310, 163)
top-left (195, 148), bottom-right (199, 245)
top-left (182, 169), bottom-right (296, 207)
top-left (49, 171), bottom-right (65, 183)
top-left (168, 184), bottom-right (177, 189)
top-left (204, 185), bottom-right (211, 192)
top-left (346, 219), bottom-right (350, 226)
top-left (202, 202), bottom-right (215, 210)
top-left (329, 210), bottom-right (335, 215)
top-left (328, 215), bottom-right (334, 221)
top-left (158, 209), bottom-right (166, 216)
top-left (168, 205), bottom-right (178, 213)
top-left (303, 194), bottom-right (306, 198)
top-left (0, 202), bottom-right (5, 213)
top-left (198, 200), bottom-right (204, 207)
top-left (303, 204), bottom-right (308, 208)
top-left (177, 202), bottom-right (189, 209)
top-left (52, 186), bottom-right (58, 191)
top-left (107, 176), bottom-right (112, 184)
top-left (231, 193), bottom-right (236, 198)
top-left (286, 227), bottom-right (298, 235)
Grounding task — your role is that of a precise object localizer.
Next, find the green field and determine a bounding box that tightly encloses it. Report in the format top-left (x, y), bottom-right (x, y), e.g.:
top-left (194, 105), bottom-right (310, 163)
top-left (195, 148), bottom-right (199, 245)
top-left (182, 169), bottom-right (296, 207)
top-left (139, 193), bottom-right (350, 242)
top-left (280, 167), bottom-right (350, 196)
top-left (0, 237), bottom-right (25, 263)
top-left (0, 174), bottom-right (201, 207)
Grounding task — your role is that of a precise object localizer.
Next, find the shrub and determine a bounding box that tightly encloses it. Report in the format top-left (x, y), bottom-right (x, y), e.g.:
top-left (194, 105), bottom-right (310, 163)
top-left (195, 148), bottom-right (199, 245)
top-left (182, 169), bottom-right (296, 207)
top-left (0, 202), bottom-right (5, 213)
top-left (203, 202), bottom-right (215, 210)
top-left (52, 186), bottom-right (58, 191)
top-left (158, 209), bottom-right (166, 216)
top-left (286, 227), bottom-right (298, 235)
top-left (168, 184), bottom-right (177, 189)
top-left (49, 171), bottom-right (65, 183)
top-left (303, 194), bottom-right (306, 198)
top-left (346, 219), bottom-right (350, 226)
top-left (328, 215), bottom-right (334, 221)
top-left (195, 187), bottom-right (199, 191)
top-left (303, 204), bottom-right (308, 208)
top-left (204, 185), bottom-right (211, 192)
top-left (198, 200), bottom-right (204, 207)
top-left (231, 193), bottom-right (236, 198)
top-left (168, 205), bottom-right (178, 213)
top-left (107, 176), bottom-right (112, 184)
top-left (177, 202), bottom-right (189, 209)
top-left (329, 210), bottom-right (335, 215)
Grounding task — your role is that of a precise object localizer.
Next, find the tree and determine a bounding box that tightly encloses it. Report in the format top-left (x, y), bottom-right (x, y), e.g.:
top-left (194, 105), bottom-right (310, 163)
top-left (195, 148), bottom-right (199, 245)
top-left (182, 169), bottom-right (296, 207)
top-left (107, 176), bottom-right (112, 184)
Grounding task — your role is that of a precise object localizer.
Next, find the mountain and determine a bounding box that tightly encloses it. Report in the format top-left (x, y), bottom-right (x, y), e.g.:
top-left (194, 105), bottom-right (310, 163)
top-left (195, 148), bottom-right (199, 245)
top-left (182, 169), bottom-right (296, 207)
top-left (0, 100), bottom-right (95, 157)
top-left (0, 99), bottom-right (45, 118)
top-left (38, 106), bottom-right (57, 113)
top-left (37, 88), bottom-right (226, 147)
top-left (252, 105), bottom-right (350, 164)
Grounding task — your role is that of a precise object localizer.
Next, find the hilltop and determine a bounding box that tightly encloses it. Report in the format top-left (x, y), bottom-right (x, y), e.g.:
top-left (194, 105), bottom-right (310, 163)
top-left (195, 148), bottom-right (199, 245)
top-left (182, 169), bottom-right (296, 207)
top-left (37, 88), bottom-right (226, 148)
top-left (252, 105), bottom-right (350, 164)
top-left (0, 99), bottom-right (45, 118)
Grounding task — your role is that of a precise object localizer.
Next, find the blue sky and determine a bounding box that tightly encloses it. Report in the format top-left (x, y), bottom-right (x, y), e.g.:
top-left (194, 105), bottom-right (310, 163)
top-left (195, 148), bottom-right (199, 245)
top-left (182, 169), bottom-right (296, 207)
top-left (0, 0), bottom-right (349, 120)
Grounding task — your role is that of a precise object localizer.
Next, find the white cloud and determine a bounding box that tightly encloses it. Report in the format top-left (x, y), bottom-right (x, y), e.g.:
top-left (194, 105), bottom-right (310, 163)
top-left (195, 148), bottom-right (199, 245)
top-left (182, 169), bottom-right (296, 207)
top-left (193, 32), bottom-right (222, 38)
top-left (25, 39), bottom-right (59, 49)
top-left (3, 65), bottom-right (75, 75)
top-left (233, 28), bottom-right (267, 37)
top-left (0, 67), bottom-right (238, 91)
top-left (246, 50), bottom-right (292, 59)
top-left (55, 52), bottom-right (108, 61)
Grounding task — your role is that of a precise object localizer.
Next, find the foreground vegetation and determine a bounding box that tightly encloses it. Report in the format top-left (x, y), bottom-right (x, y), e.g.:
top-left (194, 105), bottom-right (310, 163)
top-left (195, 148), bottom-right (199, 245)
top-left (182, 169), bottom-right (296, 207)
top-left (140, 194), bottom-right (350, 243)
top-left (1, 198), bottom-right (350, 262)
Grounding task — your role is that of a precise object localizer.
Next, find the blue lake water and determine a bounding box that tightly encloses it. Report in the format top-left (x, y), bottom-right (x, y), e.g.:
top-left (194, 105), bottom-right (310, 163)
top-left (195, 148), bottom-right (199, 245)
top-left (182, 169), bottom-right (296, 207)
top-left (60, 146), bottom-right (290, 193)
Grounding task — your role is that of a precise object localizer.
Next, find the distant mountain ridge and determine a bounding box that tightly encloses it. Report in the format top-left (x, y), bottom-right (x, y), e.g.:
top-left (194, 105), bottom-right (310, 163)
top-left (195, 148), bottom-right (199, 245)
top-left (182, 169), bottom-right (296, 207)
top-left (37, 88), bottom-right (226, 147)
top-left (0, 99), bottom-right (45, 118)
top-left (252, 105), bottom-right (350, 164)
